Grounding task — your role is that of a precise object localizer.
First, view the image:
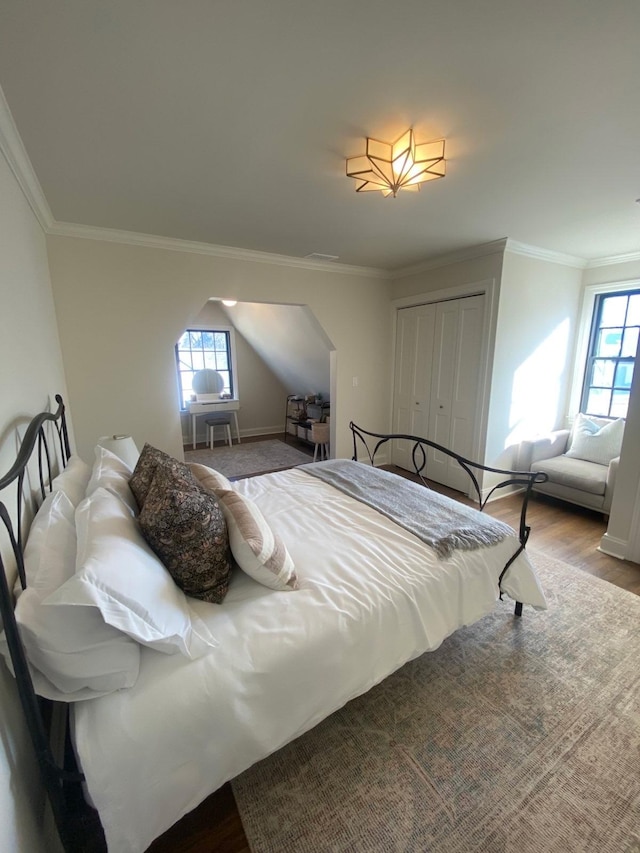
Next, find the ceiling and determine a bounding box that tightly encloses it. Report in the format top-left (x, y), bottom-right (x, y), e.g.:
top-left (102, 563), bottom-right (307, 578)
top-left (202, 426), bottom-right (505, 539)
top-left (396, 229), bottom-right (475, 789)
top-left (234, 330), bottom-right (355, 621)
top-left (1, 0), bottom-right (639, 271)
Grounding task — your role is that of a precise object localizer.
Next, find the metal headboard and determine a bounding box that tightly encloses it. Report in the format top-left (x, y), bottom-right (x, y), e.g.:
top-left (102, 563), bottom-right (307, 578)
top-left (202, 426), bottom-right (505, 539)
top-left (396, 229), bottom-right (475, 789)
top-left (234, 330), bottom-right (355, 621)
top-left (349, 422), bottom-right (548, 615)
top-left (0, 395), bottom-right (90, 852)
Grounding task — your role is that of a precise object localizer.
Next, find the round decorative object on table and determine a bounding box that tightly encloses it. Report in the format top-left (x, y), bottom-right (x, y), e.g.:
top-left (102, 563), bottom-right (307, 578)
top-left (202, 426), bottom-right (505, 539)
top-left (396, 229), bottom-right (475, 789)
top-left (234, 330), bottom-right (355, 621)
top-left (192, 369), bottom-right (224, 396)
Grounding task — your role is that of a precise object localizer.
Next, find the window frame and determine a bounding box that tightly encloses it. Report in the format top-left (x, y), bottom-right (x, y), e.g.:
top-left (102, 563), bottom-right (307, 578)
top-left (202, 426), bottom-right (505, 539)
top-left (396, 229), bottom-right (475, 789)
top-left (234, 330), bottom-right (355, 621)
top-left (175, 324), bottom-right (239, 411)
top-left (570, 279), bottom-right (640, 421)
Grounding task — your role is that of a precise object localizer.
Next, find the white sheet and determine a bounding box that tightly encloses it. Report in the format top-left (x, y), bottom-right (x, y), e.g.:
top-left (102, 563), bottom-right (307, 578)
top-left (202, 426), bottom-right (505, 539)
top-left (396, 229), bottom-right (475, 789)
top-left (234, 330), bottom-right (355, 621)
top-left (72, 467), bottom-right (546, 852)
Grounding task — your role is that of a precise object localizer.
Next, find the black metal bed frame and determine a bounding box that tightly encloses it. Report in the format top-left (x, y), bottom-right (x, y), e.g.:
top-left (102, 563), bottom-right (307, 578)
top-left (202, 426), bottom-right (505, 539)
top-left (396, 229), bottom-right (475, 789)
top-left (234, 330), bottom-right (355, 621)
top-left (0, 403), bottom-right (546, 851)
top-left (0, 395), bottom-right (96, 852)
top-left (349, 422), bottom-right (548, 616)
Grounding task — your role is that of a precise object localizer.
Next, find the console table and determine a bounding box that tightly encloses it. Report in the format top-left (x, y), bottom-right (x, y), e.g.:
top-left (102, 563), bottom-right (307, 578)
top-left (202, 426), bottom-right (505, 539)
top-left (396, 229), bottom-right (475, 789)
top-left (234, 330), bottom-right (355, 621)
top-left (189, 400), bottom-right (241, 449)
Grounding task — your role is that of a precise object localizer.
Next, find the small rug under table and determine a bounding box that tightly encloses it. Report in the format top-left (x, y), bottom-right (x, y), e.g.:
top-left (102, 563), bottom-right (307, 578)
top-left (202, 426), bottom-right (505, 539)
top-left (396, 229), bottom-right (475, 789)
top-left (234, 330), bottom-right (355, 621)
top-left (184, 439), bottom-right (312, 479)
top-left (232, 552), bottom-right (640, 853)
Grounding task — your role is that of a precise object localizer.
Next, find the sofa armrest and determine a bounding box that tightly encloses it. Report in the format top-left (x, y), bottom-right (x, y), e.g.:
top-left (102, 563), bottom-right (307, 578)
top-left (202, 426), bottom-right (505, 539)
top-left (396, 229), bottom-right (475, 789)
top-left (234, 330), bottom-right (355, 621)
top-left (603, 456), bottom-right (620, 514)
top-left (517, 430), bottom-right (571, 470)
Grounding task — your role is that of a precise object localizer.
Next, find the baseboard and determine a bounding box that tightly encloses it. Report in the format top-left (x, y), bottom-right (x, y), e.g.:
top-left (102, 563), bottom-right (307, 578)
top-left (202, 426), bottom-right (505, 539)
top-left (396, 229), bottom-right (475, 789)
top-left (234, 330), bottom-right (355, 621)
top-left (240, 426), bottom-right (284, 438)
top-left (597, 533), bottom-right (628, 560)
top-left (480, 484), bottom-right (524, 503)
top-left (182, 425), bottom-right (284, 445)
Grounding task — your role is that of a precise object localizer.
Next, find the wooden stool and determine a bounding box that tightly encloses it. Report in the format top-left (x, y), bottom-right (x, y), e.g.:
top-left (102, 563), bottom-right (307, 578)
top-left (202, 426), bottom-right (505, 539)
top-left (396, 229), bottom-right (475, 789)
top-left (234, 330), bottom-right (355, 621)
top-left (206, 416), bottom-right (232, 448)
top-left (311, 422), bottom-right (330, 461)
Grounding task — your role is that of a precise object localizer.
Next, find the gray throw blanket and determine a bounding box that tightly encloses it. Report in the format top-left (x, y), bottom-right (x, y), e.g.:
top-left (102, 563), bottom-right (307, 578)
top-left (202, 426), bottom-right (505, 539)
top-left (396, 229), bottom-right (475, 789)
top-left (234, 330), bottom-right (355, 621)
top-left (300, 459), bottom-right (514, 559)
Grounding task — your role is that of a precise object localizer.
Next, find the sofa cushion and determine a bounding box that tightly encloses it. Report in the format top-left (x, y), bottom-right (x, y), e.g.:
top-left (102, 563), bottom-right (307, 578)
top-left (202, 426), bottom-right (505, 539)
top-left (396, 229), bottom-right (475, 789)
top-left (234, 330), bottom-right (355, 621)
top-left (531, 480), bottom-right (605, 513)
top-left (531, 455), bottom-right (607, 496)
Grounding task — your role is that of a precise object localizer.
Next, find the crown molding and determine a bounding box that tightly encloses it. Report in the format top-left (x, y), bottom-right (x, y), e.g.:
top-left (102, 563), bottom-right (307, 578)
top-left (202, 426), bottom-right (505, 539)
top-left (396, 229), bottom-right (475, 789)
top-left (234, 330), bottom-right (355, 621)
top-left (0, 80), bottom-right (386, 279)
top-left (504, 239), bottom-right (586, 269)
top-left (585, 250), bottom-right (640, 269)
top-left (48, 222), bottom-right (639, 279)
top-left (3, 80), bottom-right (636, 278)
top-left (506, 240), bottom-right (640, 271)
top-left (392, 237), bottom-right (597, 279)
top-left (46, 220), bottom-right (389, 279)
top-left (391, 239), bottom-right (509, 279)
top-left (0, 85), bottom-right (53, 230)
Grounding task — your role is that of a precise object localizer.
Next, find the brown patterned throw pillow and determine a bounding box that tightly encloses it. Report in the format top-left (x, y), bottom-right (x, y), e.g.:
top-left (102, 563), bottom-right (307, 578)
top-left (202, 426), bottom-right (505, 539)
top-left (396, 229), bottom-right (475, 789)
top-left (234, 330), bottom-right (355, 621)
top-left (137, 464), bottom-right (233, 604)
top-left (130, 443), bottom-right (193, 510)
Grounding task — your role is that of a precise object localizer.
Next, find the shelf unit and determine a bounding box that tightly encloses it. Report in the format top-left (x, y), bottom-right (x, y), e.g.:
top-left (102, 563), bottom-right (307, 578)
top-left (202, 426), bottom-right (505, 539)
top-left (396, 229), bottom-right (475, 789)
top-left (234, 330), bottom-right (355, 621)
top-left (284, 395), bottom-right (330, 445)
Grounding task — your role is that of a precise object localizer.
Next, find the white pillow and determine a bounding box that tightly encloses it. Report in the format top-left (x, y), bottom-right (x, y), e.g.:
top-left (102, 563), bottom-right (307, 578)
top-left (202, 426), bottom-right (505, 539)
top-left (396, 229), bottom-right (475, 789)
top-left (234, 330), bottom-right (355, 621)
top-left (1, 490), bottom-right (141, 701)
top-left (216, 488), bottom-right (298, 591)
top-left (51, 454), bottom-right (92, 507)
top-left (566, 414), bottom-right (625, 466)
top-left (86, 445), bottom-right (138, 515)
top-left (45, 488), bottom-right (218, 659)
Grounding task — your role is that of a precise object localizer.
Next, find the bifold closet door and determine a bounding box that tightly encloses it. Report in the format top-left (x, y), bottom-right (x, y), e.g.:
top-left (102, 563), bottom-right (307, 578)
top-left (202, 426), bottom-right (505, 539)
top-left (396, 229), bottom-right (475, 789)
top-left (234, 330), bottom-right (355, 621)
top-left (427, 294), bottom-right (484, 491)
top-left (391, 303), bottom-right (435, 472)
top-left (391, 294), bottom-right (484, 491)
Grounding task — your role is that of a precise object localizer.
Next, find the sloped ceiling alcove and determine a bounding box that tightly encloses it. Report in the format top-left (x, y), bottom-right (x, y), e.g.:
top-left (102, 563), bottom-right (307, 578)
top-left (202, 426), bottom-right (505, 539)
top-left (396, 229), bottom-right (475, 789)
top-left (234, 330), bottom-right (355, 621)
top-left (223, 302), bottom-right (332, 399)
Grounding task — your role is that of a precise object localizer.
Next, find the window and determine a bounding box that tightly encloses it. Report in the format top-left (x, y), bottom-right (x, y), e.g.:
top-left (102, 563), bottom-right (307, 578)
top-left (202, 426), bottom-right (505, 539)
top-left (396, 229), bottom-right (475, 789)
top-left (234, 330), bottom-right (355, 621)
top-left (581, 288), bottom-right (639, 419)
top-left (175, 328), bottom-right (235, 409)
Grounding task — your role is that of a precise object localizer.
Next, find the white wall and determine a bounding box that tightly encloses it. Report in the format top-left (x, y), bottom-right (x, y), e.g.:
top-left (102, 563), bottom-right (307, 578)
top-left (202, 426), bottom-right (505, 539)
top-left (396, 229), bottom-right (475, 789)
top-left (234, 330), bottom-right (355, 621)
top-left (46, 236), bottom-right (392, 462)
top-left (0, 153), bottom-right (69, 853)
top-left (602, 350), bottom-right (640, 557)
top-left (487, 251), bottom-right (583, 467)
top-left (583, 260), bottom-right (640, 287)
top-left (392, 251), bottom-right (504, 303)
top-left (583, 261), bottom-right (640, 562)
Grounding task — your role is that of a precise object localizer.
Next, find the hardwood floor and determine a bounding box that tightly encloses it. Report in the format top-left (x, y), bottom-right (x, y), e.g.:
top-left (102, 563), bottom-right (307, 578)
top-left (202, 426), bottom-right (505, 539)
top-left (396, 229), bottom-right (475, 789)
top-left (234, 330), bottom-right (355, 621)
top-left (145, 464), bottom-right (640, 853)
top-left (487, 489), bottom-right (640, 596)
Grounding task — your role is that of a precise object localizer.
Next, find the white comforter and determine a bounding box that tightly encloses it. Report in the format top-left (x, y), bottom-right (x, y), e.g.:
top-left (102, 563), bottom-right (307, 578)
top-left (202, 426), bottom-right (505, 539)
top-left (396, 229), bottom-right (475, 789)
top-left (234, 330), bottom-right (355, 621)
top-left (72, 468), bottom-right (546, 852)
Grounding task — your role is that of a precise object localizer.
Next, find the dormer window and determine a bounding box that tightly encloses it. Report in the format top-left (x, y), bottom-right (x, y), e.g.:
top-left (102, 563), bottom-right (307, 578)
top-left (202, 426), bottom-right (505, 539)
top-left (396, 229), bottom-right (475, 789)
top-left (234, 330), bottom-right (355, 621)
top-left (175, 328), bottom-right (236, 410)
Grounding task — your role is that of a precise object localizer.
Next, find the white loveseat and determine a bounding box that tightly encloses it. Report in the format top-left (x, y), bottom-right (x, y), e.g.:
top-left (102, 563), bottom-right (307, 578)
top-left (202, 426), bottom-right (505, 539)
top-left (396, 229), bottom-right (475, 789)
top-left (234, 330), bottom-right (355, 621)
top-left (517, 414), bottom-right (625, 515)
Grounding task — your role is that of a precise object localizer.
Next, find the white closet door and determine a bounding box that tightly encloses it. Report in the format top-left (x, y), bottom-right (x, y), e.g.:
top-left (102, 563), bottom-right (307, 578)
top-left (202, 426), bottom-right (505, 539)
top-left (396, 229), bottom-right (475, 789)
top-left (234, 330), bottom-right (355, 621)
top-left (391, 304), bottom-right (435, 472)
top-left (428, 294), bottom-right (484, 491)
top-left (391, 294), bottom-right (484, 491)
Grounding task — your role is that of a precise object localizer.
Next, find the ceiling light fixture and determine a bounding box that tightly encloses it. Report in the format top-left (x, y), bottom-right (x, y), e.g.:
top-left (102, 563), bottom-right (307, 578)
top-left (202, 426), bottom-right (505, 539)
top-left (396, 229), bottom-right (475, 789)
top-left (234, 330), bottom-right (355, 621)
top-left (346, 129), bottom-right (445, 197)
top-left (221, 299), bottom-right (237, 307)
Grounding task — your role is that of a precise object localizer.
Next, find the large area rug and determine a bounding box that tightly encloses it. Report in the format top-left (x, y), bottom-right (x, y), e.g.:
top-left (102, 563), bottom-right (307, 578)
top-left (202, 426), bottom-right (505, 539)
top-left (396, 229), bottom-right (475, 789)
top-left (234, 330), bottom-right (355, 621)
top-left (184, 439), bottom-right (312, 479)
top-left (232, 553), bottom-right (640, 853)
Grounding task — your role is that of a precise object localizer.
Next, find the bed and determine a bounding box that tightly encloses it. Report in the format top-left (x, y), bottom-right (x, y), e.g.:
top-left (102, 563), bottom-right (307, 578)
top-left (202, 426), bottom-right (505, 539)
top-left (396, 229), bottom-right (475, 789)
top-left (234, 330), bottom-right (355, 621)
top-left (0, 397), bottom-right (547, 853)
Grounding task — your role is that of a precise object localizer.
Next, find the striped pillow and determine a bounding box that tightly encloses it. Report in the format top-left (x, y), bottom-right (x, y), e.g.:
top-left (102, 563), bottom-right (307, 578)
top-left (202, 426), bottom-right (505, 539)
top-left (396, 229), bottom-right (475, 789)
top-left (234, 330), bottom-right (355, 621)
top-left (188, 463), bottom-right (233, 496)
top-left (216, 489), bottom-right (298, 591)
